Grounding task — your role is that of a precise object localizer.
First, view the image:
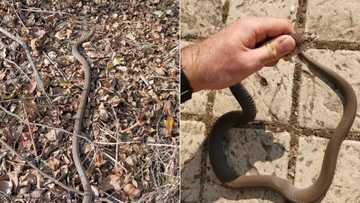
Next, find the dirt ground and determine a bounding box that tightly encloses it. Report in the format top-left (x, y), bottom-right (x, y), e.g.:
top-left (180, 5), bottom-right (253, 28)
top-left (0, 0), bottom-right (179, 202)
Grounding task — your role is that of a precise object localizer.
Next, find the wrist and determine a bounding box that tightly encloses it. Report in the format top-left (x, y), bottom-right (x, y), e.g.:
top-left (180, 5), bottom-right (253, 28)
top-left (180, 44), bottom-right (203, 92)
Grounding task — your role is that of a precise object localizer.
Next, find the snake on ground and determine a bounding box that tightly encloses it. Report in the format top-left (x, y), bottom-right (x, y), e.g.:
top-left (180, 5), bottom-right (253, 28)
top-left (209, 37), bottom-right (357, 202)
top-left (72, 30), bottom-right (94, 203)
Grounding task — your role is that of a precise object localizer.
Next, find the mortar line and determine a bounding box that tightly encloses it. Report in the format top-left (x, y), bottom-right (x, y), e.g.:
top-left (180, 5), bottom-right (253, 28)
top-left (181, 34), bottom-right (206, 42)
top-left (182, 112), bottom-right (360, 139)
top-left (287, 61), bottom-right (302, 183)
top-left (199, 90), bottom-right (216, 202)
top-left (283, 0), bottom-right (308, 186)
top-left (306, 40), bottom-right (360, 51)
top-left (295, 0), bottom-right (307, 32)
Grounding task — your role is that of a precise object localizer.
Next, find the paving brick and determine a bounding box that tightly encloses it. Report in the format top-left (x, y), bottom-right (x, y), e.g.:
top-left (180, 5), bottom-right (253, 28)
top-left (181, 91), bottom-right (209, 115)
top-left (226, 0), bottom-right (298, 25)
top-left (203, 128), bottom-right (290, 202)
top-left (181, 120), bottom-right (206, 202)
top-left (180, 0), bottom-right (223, 38)
top-left (295, 137), bottom-right (360, 202)
top-left (306, 0), bottom-right (360, 42)
top-left (298, 49), bottom-right (360, 131)
top-left (213, 59), bottom-right (294, 123)
top-left (181, 149), bottom-right (202, 203)
top-left (180, 120), bottom-right (207, 166)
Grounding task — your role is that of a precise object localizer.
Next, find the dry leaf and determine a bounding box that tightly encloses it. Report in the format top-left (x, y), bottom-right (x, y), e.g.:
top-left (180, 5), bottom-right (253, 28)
top-left (163, 101), bottom-right (172, 115)
top-left (123, 183), bottom-right (141, 199)
top-left (126, 33), bottom-right (136, 41)
top-left (55, 29), bottom-right (72, 40)
top-left (95, 151), bottom-right (107, 167)
top-left (0, 175), bottom-right (13, 196)
top-left (108, 174), bottom-right (122, 191)
top-left (98, 103), bottom-right (109, 120)
top-left (84, 143), bottom-right (93, 154)
top-left (23, 99), bottom-right (38, 120)
top-left (30, 38), bottom-right (40, 56)
top-left (0, 70), bottom-right (6, 80)
top-left (125, 155), bottom-right (135, 166)
top-left (109, 95), bottom-right (122, 107)
top-left (47, 157), bottom-right (60, 171)
top-left (164, 116), bottom-right (174, 137)
top-left (44, 130), bottom-right (57, 141)
top-left (27, 74), bottom-right (38, 94)
top-left (59, 80), bottom-right (72, 89)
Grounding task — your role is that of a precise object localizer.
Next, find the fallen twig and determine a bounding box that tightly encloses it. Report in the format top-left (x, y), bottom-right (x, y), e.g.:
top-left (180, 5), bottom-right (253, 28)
top-left (2, 57), bottom-right (32, 81)
top-left (42, 51), bottom-right (68, 80)
top-left (110, 106), bottom-right (120, 164)
top-left (20, 8), bottom-right (69, 15)
top-left (1, 104), bottom-right (173, 149)
top-left (120, 120), bottom-right (141, 133)
top-left (0, 104), bottom-right (91, 141)
top-left (21, 102), bottom-right (38, 156)
top-left (10, 0), bottom-right (29, 32)
top-left (0, 139), bottom-right (83, 196)
top-left (93, 141), bottom-right (178, 148)
top-left (0, 26), bottom-right (51, 104)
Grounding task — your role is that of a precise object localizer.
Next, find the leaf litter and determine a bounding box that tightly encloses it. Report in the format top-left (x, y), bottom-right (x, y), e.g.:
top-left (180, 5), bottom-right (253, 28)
top-left (0, 0), bottom-right (179, 202)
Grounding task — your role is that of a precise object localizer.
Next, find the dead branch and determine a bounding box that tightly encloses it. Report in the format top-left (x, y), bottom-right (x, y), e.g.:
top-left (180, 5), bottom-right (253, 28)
top-left (0, 26), bottom-right (51, 104)
top-left (21, 102), bottom-right (38, 156)
top-left (20, 8), bottom-right (69, 15)
top-left (0, 139), bottom-right (84, 196)
top-left (2, 58), bottom-right (31, 81)
top-left (0, 104), bottom-right (93, 144)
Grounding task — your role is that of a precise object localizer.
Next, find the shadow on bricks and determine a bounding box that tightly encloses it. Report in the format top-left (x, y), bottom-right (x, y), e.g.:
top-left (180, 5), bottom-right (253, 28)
top-left (182, 122), bottom-right (289, 202)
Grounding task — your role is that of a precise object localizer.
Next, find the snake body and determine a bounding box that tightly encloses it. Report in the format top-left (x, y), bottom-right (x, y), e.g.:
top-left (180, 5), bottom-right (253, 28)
top-left (72, 30), bottom-right (94, 203)
top-left (209, 51), bottom-right (357, 202)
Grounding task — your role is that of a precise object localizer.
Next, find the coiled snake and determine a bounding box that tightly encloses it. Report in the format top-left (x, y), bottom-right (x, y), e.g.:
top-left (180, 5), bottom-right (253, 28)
top-left (209, 40), bottom-right (357, 202)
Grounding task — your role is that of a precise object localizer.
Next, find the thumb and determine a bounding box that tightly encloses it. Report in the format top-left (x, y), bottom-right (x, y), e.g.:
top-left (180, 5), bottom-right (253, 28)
top-left (249, 35), bottom-right (296, 66)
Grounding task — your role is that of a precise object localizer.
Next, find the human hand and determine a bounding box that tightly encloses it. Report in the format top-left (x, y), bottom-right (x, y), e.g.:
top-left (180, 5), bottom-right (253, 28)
top-left (181, 17), bottom-right (296, 92)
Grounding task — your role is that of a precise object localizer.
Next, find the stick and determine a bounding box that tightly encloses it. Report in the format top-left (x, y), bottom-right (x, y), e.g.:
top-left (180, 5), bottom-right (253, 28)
top-left (20, 8), bottom-right (69, 15)
top-left (0, 26), bottom-right (51, 104)
top-left (21, 102), bottom-right (38, 156)
top-left (2, 57), bottom-right (31, 81)
top-left (0, 104), bottom-right (93, 144)
top-left (0, 139), bottom-right (83, 195)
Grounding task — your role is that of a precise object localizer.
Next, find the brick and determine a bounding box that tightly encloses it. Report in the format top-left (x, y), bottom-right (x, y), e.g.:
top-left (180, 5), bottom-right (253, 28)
top-left (203, 128), bottom-right (290, 202)
top-left (213, 59), bottom-right (294, 123)
top-left (181, 121), bottom-right (207, 202)
top-left (181, 149), bottom-right (202, 203)
top-left (226, 0), bottom-right (298, 25)
top-left (295, 137), bottom-right (360, 202)
top-left (298, 49), bottom-right (360, 131)
top-left (181, 91), bottom-right (209, 115)
top-left (181, 0), bottom-right (223, 38)
top-left (306, 0), bottom-right (360, 42)
top-left (180, 120), bottom-right (207, 166)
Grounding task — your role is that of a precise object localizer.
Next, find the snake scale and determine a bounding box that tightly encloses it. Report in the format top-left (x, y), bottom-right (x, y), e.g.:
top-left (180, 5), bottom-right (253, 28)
top-left (72, 30), bottom-right (94, 203)
top-left (209, 38), bottom-right (357, 202)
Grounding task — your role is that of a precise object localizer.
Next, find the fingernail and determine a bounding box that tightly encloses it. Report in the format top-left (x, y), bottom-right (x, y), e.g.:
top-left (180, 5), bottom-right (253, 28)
top-left (278, 36), bottom-right (295, 55)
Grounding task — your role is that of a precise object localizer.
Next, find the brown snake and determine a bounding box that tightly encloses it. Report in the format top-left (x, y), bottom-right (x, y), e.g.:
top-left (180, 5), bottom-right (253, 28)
top-left (209, 39), bottom-right (357, 202)
top-left (72, 30), bottom-right (94, 203)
